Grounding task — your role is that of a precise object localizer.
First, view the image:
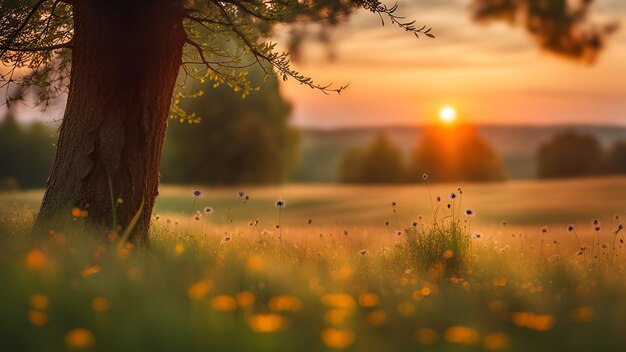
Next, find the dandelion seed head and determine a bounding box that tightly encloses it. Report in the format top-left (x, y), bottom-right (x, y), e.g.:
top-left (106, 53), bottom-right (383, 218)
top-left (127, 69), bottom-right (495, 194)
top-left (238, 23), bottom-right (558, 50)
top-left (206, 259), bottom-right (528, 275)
top-left (275, 199), bottom-right (286, 209)
top-left (449, 192), bottom-right (457, 200)
top-left (567, 224), bottom-right (574, 232)
top-left (464, 209), bottom-right (475, 217)
top-left (192, 189), bottom-right (203, 198)
top-left (204, 206), bottom-right (213, 215)
top-left (422, 173), bottom-right (428, 180)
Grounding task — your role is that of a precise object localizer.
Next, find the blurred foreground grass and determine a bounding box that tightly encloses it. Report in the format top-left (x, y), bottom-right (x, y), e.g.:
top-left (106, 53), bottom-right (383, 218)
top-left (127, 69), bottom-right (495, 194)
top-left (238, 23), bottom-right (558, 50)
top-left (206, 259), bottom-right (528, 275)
top-left (1, 177), bottom-right (626, 351)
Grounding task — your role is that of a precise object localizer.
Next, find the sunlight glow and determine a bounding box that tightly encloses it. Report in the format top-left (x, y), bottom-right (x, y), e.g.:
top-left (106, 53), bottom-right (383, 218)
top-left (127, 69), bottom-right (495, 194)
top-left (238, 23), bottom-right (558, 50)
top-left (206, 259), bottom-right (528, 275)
top-left (439, 106), bottom-right (457, 124)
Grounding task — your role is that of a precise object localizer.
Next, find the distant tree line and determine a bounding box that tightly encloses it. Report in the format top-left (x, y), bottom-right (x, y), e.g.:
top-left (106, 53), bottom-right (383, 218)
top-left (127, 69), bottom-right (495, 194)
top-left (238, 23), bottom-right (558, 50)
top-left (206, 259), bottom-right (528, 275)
top-left (339, 125), bottom-right (507, 184)
top-left (538, 131), bottom-right (626, 178)
top-left (0, 69), bottom-right (299, 189)
top-left (0, 113), bottom-right (54, 190)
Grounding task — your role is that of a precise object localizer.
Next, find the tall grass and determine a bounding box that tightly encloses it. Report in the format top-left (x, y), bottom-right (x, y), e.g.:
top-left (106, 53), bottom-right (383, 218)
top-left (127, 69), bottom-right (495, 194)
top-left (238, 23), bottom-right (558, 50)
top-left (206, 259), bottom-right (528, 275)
top-left (1, 187), bottom-right (626, 351)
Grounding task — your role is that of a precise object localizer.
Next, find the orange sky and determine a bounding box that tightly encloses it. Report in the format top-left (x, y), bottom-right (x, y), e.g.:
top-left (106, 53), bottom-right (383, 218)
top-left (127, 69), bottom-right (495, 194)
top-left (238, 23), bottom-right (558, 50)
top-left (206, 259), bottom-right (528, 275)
top-left (278, 0), bottom-right (626, 128)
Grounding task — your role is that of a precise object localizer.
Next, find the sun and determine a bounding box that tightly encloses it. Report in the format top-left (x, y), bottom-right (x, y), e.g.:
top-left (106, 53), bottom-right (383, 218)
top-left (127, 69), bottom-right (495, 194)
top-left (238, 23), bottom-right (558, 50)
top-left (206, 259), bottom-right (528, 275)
top-left (439, 106), bottom-right (457, 124)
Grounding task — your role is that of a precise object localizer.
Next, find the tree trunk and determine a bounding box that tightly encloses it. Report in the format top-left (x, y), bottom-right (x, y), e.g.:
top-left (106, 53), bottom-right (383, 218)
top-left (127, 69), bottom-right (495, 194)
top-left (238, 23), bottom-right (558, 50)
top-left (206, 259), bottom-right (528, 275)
top-left (34, 0), bottom-right (186, 244)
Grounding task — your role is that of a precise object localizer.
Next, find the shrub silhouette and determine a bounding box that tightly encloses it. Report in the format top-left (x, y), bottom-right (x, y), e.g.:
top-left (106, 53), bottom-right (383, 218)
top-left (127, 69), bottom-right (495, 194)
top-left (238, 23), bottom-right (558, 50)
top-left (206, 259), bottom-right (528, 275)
top-left (410, 124), bottom-right (506, 182)
top-left (339, 134), bottom-right (406, 184)
top-left (607, 141), bottom-right (626, 174)
top-left (538, 131), bottom-right (603, 179)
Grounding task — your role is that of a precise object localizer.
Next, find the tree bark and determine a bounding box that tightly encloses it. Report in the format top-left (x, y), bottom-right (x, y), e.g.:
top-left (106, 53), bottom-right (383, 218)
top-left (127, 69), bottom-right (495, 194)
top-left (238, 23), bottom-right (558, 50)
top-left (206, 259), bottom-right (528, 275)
top-left (34, 0), bottom-right (186, 244)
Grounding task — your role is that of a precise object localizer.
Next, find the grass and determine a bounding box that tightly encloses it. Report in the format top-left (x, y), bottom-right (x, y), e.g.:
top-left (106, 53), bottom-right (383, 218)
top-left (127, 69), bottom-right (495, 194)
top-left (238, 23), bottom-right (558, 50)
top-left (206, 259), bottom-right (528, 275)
top-left (1, 177), bottom-right (626, 351)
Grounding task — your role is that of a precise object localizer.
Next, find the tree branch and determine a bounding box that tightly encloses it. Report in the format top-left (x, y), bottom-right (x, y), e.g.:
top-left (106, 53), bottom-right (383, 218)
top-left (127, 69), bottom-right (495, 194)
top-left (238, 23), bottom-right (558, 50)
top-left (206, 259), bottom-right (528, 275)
top-left (0, 41), bottom-right (72, 52)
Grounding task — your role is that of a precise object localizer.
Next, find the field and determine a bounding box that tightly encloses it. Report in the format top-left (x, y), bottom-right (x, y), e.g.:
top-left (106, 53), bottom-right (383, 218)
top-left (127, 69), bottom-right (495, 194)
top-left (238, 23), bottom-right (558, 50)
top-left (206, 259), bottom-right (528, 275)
top-left (1, 177), bottom-right (626, 351)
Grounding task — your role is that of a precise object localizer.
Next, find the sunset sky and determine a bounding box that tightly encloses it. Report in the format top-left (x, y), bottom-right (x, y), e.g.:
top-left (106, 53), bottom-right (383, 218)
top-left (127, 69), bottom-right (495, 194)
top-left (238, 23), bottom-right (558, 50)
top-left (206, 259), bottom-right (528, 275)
top-left (279, 0), bottom-right (626, 128)
top-left (4, 0), bottom-right (625, 129)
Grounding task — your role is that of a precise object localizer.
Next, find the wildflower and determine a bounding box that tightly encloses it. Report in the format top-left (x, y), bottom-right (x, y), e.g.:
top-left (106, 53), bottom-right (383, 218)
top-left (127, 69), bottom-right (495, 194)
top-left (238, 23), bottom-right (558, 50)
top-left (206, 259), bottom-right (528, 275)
top-left (28, 310), bottom-right (48, 327)
top-left (91, 297), bottom-right (111, 312)
top-left (473, 233), bottom-right (482, 239)
top-left (192, 189), bottom-right (203, 198)
top-left (395, 230), bottom-right (403, 236)
top-left (30, 294), bottom-right (49, 310)
top-left (464, 209), bottom-right (475, 217)
top-left (567, 224), bottom-right (574, 232)
top-left (616, 224), bottom-right (623, 233)
top-left (65, 328), bottom-right (95, 348)
top-left (359, 249), bottom-right (368, 256)
top-left (483, 332), bottom-right (510, 351)
top-left (71, 207), bottom-right (81, 217)
top-left (308, 219), bottom-right (312, 224)
top-left (268, 296), bottom-right (302, 312)
top-left (444, 326), bottom-right (480, 345)
top-left (321, 328), bottom-right (355, 349)
top-left (502, 221), bottom-right (507, 226)
top-left (449, 192), bottom-right (457, 200)
top-left (211, 295), bottom-right (237, 311)
top-left (422, 173), bottom-right (428, 180)
top-left (194, 211), bottom-right (202, 220)
top-left (358, 293), bottom-right (379, 307)
top-left (457, 187), bottom-right (463, 195)
top-left (541, 226), bottom-right (548, 233)
top-left (615, 214), bottom-right (620, 221)
top-left (222, 235), bottom-right (232, 243)
top-left (385, 221), bottom-right (389, 226)
top-left (415, 328), bottom-right (439, 345)
top-left (235, 291), bottom-right (256, 307)
top-left (204, 206), bottom-right (213, 215)
top-left (275, 199), bottom-right (286, 209)
top-left (592, 218), bottom-right (600, 226)
top-left (25, 249), bottom-right (47, 270)
top-left (238, 190), bottom-right (246, 199)
top-left (321, 293), bottom-right (357, 309)
top-left (436, 196), bottom-right (441, 202)
top-left (81, 265), bottom-right (100, 277)
top-left (411, 221), bottom-right (418, 228)
top-left (188, 279), bottom-right (214, 300)
top-left (248, 314), bottom-right (287, 333)
top-left (594, 226), bottom-right (601, 232)
top-left (391, 201), bottom-right (397, 208)
top-left (366, 310), bottom-right (387, 326)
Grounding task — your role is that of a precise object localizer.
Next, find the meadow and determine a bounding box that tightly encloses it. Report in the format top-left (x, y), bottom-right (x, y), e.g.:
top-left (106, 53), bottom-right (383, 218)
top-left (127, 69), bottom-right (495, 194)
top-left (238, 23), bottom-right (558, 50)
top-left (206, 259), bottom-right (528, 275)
top-left (1, 176), bottom-right (626, 351)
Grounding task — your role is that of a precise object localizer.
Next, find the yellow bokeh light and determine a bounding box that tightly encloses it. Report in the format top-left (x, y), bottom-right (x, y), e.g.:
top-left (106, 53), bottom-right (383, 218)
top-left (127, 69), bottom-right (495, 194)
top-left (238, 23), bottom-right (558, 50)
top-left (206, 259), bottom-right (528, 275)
top-left (439, 106), bottom-right (457, 124)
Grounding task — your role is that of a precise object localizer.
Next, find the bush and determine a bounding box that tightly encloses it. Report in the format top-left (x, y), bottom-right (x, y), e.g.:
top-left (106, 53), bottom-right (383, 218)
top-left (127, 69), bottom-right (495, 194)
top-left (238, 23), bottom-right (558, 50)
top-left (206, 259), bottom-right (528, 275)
top-left (410, 124), bottom-right (506, 182)
top-left (402, 220), bottom-right (472, 276)
top-left (607, 141), bottom-right (626, 174)
top-left (538, 131), bottom-right (604, 178)
top-left (339, 134), bottom-right (406, 183)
